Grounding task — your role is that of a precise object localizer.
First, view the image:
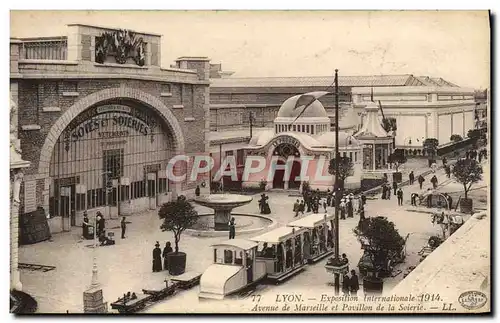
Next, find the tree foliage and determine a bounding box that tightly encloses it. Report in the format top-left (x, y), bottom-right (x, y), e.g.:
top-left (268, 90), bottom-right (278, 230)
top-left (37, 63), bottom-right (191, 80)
top-left (353, 217), bottom-right (406, 273)
top-left (467, 129), bottom-right (482, 141)
top-left (328, 156), bottom-right (354, 190)
top-left (450, 134), bottom-right (463, 142)
top-left (423, 138), bottom-right (439, 158)
top-left (159, 196), bottom-right (199, 253)
top-left (381, 117), bottom-right (397, 133)
top-left (388, 149), bottom-right (407, 172)
top-left (452, 158), bottom-right (483, 199)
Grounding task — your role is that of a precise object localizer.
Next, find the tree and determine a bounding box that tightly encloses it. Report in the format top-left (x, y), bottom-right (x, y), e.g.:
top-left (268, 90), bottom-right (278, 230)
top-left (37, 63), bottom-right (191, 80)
top-left (381, 117), bottom-right (397, 133)
top-left (328, 156), bottom-right (354, 191)
top-left (467, 129), bottom-right (482, 142)
top-left (450, 134), bottom-right (463, 142)
top-left (423, 138), bottom-right (439, 156)
top-left (353, 216), bottom-right (406, 275)
top-left (388, 149), bottom-right (407, 172)
top-left (159, 195), bottom-right (199, 253)
top-left (452, 158), bottom-right (483, 199)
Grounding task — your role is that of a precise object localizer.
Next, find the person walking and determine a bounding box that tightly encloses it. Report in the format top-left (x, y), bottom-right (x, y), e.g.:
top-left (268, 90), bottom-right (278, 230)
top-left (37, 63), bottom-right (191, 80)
top-left (162, 241), bottom-right (173, 271)
top-left (293, 199), bottom-right (300, 217)
top-left (347, 198), bottom-right (353, 218)
top-left (120, 216), bottom-right (127, 239)
top-left (299, 200), bottom-right (305, 215)
top-left (326, 189), bottom-right (332, 206)
top-left (431, 175), bottom-right (438, 189)
top-left (410, 193), bottom-right (419, 206)
top-left (386, 184), bottom-right (391, 200)
top-left (229, 217), bottom-right (236, 239)
top-left (445, 165), bottom-right (451, 178)
top-left (397, 188), bottom-right (404, 206)
top-left (418, 175), bottom-right (425, 190)
top-left (342, 274), bottom-right (351, 296)
top-left (349, 270), bottom-right (360, 296)
top-left (381, 185), bottom-right (387, 200)
top-left (323, 199), bottom-right (328, 213)
top-left (195, 185), bottom-right (200, 197)
top-left (152, 242), bottom-right (163, 272)
top-left (392, 181), bottom-right (398, 195)
top-left (409, 171), bottom-right (415, 185)
top-left (340, 199), bottom-right (346, 220)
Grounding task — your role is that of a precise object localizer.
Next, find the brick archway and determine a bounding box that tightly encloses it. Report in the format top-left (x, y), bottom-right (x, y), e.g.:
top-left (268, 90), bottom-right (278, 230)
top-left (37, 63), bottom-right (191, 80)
top-left (37, 87), bottom-right (185, 177)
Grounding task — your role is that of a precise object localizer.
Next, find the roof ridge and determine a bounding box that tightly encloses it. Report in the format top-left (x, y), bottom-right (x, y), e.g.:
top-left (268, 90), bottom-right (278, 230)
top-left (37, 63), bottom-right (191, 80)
top-left (213, 74), bottom-right (414, 80)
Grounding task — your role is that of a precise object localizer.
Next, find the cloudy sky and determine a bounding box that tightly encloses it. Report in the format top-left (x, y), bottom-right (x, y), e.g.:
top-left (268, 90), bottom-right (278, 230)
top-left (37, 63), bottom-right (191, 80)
top-left (10, 10), bottom-right (490, 88)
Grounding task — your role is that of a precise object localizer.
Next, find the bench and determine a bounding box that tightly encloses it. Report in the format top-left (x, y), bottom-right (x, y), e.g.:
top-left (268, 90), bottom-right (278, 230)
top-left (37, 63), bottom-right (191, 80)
top-left (110, 294), bottom-right (152, 313)
top-left (170, 272), bottom-right (202, 290)
top-left (142, 281), bottom-right (177, 301)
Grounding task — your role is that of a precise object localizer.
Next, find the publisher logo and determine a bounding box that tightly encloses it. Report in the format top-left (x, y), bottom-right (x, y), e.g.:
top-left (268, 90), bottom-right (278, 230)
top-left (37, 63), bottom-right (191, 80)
top-left (458, 291), bottom-right (487, 310)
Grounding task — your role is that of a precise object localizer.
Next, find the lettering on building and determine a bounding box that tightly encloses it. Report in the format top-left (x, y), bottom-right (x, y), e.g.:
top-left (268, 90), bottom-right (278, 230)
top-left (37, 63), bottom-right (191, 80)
top-left (272, 136), bottom-right (300, 149)
top-left (65, 105), bottom-right (159, 143)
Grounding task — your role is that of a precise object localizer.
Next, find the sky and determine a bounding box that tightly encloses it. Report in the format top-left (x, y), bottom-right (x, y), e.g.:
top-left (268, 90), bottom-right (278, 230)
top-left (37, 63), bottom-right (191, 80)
top-left (10, 10), bottom-right (490, 89)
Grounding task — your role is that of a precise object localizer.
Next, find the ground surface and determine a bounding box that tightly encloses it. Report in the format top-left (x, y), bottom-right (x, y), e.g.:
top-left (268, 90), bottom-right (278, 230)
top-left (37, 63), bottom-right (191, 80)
top-left (18, 157), bottom-right (488, 313)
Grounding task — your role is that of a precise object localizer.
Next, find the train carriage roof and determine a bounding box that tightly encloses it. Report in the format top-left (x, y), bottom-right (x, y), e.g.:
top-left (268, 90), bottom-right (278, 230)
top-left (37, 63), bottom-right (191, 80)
top-left (211, 239), bottom-right (259, 250)
top-left (250, 226), bottom-right (305, 244)
top-left (288, 213), bottom-right (334, 229)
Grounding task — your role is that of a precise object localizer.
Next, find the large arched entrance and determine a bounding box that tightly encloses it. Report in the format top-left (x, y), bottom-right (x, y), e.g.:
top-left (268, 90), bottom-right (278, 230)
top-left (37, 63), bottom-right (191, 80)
top-left (45, 89), bottom-right (184, 228)
top-left (271, 143), bottom-right (301, 189)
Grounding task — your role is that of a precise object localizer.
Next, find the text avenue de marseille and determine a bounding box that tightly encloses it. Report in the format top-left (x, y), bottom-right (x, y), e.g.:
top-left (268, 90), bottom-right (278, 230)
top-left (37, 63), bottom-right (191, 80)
top-left (249, 294), bottom-right (428, 313)
top-left (164, 155), bottom-right (333, 183)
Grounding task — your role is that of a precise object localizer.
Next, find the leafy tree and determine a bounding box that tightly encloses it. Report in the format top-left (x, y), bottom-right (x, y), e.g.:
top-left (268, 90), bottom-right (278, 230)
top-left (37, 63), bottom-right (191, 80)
top-left (353, 216), bottom-right (406, 274)
top-left (328, 156), bottom-right (354, 191)
top-left (423, 138), bottom-right (439, 159)
top-left (388, 149), bottom-right (407, 172)
top-left (467, 129), bottom-right (482, 141)
top-left (450, 134), bottom-right (463, 142)
top-left (159, 196), bottom-right (199, 253)
top-left (381, 117), bottom-right (397, 133)
top-left (452, 158), bottom-right (483, 199)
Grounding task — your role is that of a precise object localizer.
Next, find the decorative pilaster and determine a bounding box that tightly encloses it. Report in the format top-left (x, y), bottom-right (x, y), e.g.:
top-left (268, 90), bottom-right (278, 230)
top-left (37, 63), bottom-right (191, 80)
top-left (10, 169), bottom-right (25, 291)
top-left (10, 90), bottom-right (30, 292)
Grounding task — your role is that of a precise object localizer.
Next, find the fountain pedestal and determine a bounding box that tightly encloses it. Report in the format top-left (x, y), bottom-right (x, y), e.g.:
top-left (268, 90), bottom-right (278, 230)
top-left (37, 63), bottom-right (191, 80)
top-left (214, 208), bottom-right (232, 231)
top-left (193, 194), bottom-right (253, 231)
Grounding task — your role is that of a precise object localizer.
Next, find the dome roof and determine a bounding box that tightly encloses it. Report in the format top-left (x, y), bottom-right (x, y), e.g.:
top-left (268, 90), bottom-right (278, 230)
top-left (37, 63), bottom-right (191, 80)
top-left (316, 131), bottom-right (360, 147)
top-left (277, 94), bottom-right (328, 119)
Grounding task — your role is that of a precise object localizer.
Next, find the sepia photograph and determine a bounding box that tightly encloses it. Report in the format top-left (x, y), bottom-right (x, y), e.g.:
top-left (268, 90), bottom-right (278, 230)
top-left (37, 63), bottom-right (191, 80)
top-left (8, 9), bottom-right (491, 315)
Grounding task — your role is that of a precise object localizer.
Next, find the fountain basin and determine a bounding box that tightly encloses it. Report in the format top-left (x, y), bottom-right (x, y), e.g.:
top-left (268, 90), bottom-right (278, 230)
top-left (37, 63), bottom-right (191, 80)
top-left (193, 194), bottom-right (253, 231)
top-left (185, 213), bottom-right (277, 238)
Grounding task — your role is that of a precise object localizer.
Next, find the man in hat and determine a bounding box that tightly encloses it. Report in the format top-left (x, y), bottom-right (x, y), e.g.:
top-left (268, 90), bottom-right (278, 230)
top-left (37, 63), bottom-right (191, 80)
top-left (120, 216), bottom-right (127, 239)
top-left (418, 175), bottom-right (425, 190)
top-left (409, 171), bottom-right (415, 185)
top-left (340, 199), bottom-right (346, 220)
top-left (397, 188), bottom-right (404, 206)
top-left (347, 196), bottom-right (354, 218)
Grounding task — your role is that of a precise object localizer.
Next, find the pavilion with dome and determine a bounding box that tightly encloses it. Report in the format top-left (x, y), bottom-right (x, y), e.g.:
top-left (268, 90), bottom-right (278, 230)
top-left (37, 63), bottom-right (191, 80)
top-left (242, 92), bottom-right (364, 191)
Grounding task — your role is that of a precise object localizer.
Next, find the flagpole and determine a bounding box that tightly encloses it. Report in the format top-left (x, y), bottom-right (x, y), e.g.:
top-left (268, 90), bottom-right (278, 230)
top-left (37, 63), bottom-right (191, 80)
top-left (333, 69), bottom-right (341, 295)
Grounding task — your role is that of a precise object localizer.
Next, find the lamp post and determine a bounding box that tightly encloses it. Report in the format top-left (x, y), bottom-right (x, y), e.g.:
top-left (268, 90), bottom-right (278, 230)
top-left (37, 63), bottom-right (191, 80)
top-left (249, 111), bottom-right (254, 138)
top-left (333, 69), bottom-right (342, 295)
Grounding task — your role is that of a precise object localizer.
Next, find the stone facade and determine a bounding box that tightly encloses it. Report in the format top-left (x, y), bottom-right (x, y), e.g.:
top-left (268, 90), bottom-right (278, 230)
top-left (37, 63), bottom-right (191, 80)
top-left (11, 24), bottom-right (210, 234)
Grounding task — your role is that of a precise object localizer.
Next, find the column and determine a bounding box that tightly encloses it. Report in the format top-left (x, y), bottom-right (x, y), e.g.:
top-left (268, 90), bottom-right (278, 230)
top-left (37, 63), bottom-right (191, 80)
top-left (372, 145), bottom-right (376, 170)
top-left (10, 169), bottom-right (23, 291)
top-left (282, 245), bottom-right (286, 272)
top-left (291, 239), bottom-right (296, 267)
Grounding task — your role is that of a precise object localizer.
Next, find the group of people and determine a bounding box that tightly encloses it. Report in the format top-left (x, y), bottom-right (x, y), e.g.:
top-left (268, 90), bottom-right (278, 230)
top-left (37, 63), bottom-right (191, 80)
top-left (258, 194), bottom-right (272, 214)
top-left (342, 270), bottom-right (360, 296)
top-left (82, 211), bottom-right (117, 246)
top-left (152, 241), bottom-right (174, 273)
top-left (465, 148), bottom-right (487, 162)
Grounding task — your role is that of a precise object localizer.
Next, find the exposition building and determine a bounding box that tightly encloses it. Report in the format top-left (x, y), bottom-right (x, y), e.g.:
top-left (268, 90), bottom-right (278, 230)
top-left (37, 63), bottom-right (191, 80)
top-left (208, 65), bottom-right (486, 190)
top-left (11, 24), bottom-right (211, 235)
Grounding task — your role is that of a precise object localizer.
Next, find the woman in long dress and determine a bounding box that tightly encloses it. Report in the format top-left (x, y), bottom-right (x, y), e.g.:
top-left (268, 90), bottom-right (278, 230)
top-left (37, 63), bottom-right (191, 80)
top-left (162, 241), bottom-right (173, 271)
top-left (152, 242), bottom-right (163, 272)
top-left (262, 195), bottom-right (271, 214)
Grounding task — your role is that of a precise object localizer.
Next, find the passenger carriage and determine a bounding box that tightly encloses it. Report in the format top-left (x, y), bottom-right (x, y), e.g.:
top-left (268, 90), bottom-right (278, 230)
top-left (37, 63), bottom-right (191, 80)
top-left (199, 239), bottom-right (267, 300)
top-left (287, 213), bottom-right (335, 264)
top-left (250, 226), bottom-right (307, 283)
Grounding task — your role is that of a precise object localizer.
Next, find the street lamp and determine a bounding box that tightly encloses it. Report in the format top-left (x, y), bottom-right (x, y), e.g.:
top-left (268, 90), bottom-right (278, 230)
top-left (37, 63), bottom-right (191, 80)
top-left (328, 69), bottom-right (348, 295)
top-left (89, 170), bottom-right (112, 288)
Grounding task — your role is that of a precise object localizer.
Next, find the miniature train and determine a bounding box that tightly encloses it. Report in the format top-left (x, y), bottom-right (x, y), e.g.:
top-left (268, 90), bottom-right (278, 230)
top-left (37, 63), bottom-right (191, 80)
top-left (199, 213), bottom-right (335, 300)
